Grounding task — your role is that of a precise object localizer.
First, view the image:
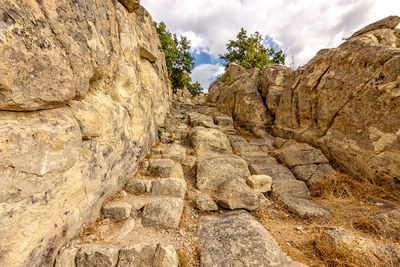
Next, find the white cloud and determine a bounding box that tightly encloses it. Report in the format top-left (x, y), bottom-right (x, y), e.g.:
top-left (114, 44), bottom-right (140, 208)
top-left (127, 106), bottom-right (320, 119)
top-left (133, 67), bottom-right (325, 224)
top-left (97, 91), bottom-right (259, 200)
top-left (191, 64), bottom-right (225, 91)
top-left (142, 0), bottom-right (400, 87)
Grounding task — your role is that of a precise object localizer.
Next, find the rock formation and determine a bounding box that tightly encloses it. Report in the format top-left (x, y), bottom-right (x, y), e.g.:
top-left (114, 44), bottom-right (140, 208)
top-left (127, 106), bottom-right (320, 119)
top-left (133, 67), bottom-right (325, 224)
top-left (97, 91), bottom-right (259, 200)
top-left (207, 16), bottom-right (400, 191)
top-left (1, 2), bottom-right (400, 266)
top-left (0, 0), bottom-right (170, 266)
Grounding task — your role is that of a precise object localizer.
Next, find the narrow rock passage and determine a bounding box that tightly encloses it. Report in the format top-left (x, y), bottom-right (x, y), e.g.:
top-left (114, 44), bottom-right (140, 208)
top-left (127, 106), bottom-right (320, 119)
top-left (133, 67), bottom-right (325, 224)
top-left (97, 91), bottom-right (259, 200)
top-left (55, 90), bottom-right (400, 267)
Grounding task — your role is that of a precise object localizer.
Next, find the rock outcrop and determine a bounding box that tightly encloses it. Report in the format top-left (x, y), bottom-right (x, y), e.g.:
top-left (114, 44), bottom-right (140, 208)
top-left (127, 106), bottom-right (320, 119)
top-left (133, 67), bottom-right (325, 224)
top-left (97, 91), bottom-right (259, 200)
top-left (0, 1), bottom-right (170, 266)
top-left (207, 16), bottom-right (400, 190)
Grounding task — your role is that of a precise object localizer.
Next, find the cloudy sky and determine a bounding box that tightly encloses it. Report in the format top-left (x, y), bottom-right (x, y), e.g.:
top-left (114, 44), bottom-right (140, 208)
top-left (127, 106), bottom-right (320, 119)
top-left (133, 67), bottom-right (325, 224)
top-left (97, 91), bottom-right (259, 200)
top-left (141, 0), bottom-right (399, 91)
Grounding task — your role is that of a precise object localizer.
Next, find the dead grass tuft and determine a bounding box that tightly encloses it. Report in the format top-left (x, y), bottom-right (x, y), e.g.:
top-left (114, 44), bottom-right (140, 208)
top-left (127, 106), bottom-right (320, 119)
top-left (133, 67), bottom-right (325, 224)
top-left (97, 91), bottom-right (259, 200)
top-left (309, 172), bottom-right (400, 202)
top-left (352, 216), bottom-right (380, 235)
top-left (314, 233), bottom-right (366, 267)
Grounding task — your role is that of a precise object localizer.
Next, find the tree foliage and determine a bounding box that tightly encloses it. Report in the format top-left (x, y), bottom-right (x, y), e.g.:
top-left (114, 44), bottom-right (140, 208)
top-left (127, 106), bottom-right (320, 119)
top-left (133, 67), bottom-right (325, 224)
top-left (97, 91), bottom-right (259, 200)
top-left (220, 28), bottom-right (285, 69)
top-left (155, 21), bottom-right (203, 96)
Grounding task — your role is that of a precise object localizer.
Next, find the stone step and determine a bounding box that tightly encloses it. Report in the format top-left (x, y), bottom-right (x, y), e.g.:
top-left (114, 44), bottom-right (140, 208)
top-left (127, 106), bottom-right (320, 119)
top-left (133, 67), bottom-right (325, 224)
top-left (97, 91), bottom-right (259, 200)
top-left (55, 243), bottom-right (179, 267)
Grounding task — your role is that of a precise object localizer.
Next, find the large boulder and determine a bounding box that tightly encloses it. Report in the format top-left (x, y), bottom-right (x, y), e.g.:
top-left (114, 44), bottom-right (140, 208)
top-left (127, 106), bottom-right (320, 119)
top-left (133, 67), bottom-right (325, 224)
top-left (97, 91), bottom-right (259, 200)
top-left (273, 16), bottom-right (400, 190)
top-left (206, 16), bottom-right (400, 191)
top-left (206, 64), bottom-right (270, 130)
top-left (0, 1), bottom-right (171, 266)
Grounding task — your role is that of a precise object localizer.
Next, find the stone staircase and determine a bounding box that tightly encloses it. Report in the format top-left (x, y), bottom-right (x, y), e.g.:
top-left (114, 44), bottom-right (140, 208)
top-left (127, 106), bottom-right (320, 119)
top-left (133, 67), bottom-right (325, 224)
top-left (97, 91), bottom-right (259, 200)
top-left (54, 93), bottom-right (400, 267)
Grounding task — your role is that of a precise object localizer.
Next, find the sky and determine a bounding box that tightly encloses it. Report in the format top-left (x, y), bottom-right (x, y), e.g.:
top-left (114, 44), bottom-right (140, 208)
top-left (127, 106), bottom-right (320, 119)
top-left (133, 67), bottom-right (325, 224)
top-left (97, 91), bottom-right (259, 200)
top-left (141, 0), bottom-right (400, 91)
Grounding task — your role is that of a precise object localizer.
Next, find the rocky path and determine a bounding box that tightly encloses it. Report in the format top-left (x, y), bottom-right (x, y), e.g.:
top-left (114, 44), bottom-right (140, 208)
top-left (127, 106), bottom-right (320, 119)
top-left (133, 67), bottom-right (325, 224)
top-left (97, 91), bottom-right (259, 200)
top-left (55, 92), bottom-right (400, 267)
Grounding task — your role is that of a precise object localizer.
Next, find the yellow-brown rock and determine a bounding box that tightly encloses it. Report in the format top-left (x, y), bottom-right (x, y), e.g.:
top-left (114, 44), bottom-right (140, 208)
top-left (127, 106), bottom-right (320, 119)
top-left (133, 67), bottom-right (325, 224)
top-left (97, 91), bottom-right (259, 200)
top-left (0, 1), bottom-right (171, 266)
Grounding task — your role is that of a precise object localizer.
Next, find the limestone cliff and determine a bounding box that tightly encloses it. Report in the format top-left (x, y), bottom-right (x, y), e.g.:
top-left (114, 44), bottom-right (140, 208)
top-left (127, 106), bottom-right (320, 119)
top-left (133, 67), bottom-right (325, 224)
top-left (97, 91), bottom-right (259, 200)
top-left (0, 0), bottom-right (171, 266)
top-left (207, 16), bottom-right (400, 191)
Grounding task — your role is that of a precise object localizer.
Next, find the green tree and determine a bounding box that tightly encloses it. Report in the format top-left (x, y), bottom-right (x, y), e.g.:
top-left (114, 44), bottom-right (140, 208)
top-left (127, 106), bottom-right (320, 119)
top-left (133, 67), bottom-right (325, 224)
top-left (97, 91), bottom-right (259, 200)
top-left (155, 21), bottom-right (202, 96)
top-left (220, 28), bottom-right (285, 69)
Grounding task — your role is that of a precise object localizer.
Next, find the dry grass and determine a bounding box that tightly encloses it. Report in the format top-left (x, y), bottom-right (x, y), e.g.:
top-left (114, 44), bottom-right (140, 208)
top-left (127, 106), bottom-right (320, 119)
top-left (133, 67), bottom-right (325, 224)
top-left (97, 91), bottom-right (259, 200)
top-left (309, 172), bottom-right (400, 202)
top-left (314, 233), bottom-right (368, 267)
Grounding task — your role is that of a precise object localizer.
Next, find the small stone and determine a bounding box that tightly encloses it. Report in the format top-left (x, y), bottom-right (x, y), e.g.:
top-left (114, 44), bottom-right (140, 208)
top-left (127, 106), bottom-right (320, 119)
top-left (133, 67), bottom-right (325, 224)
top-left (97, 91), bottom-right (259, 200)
top-left (246, 175), bottom-right (272, 193)
top-left (148, 159), bottom-right (183, 178)
top-left (258, 193), bottom-right (272, 210)
top-left (214, 180), bottom-right (259, 211)
top-left (196, 194), bottom-right (218, 211)
top-left (151, 178), bottom-right (187, 199)
top-left (153, 244), bottom-right (179, 267)
top-left (142, 198), bottom-right (184, 228)
top-left (102, 201), bottom-right (132, 221)
top-left (126, 180), bottom-right (149, 194)
top-left (76, 244), bottom-right (119, 267)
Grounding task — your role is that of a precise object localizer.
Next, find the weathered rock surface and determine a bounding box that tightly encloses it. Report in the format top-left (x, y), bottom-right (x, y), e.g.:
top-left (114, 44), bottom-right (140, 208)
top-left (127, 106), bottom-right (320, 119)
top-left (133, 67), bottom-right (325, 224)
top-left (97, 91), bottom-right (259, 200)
top-left (246, 175), bottom-right (273, 193)
top-left (272, 180), bottom-right (332, 218)
top-left (371, 209), bottom-right (400, 239)
top-left (273, 16), bottom-right (400, 189)
top-left (214, 180), bottom-right (259, 211)
top-left (76, 244), bottom-right (119, 267)
top-left (196, 154), bottom-right (250, 190)
top-left (148, 159), bottom-right (184, 178)
top-left (126, 180), bottom-right (150, 195)
top-left (0, 1), bottom-right (171, 265)
top-left (207, 16), bottom-right (400, 191)
top-left (320, 228), bottom-right (400, 266)
top-left (151, 178), bottom-right (187, 199)
top-left (198, 211), bottom-right (306, 267)
top-left (207, 64), bottom-right (270, 130)
top-left (163, 143), bottom-right (187, 161)
top-left (196, 194), bottom-right (219, 212)
top-left (188, 112), bottom-right (217, 129)
top-left (142, 198), bottom-right (184, 228)
top-left (189, 126), bottom-right (232, 155)
top-left (118, 244), bottom-right (178, 267)
top-left (276, 141), bottom-right (334, 184)
top-left (102, 201), bottom-right (132, 221)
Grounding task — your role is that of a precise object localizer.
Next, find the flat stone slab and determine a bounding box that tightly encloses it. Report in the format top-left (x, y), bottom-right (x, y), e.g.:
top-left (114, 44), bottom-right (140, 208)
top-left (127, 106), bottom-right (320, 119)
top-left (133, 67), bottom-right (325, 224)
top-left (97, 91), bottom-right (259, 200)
top-left (279, 195), bottom-right (332, 219)
top-left (196, 154), bottom-right (250, 190)
top-left (292, 164), bottom-right (334, 184)
top-left (277, 142), bottom-right (329, 168)
top-left (198, 211), bottom-right (306, 267)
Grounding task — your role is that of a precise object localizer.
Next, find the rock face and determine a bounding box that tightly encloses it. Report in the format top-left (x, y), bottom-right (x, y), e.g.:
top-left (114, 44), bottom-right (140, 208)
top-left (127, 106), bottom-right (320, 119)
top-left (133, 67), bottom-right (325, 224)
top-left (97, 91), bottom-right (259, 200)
top-left (0, 1), bottom-right (171, 266)
top-left (198, 211), bottom-right (305, 267)
top-left (207, 16), bottom-right (400, 190)
top-left (207, 64), bottom-right (270, 130)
